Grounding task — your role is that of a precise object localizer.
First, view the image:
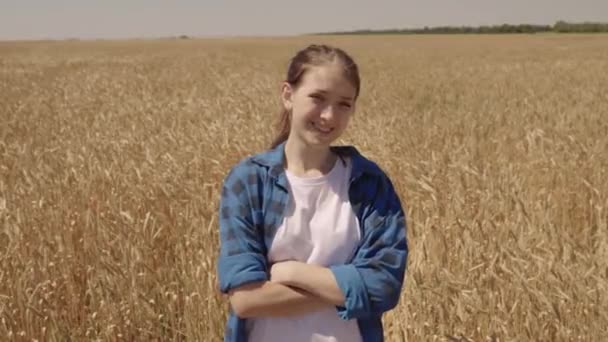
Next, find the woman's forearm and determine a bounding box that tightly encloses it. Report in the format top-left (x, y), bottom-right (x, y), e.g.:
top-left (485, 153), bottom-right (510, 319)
top-left (278, 262), bottom-right (346, 307)
top-left (228, 280), bottom-right (331, 318)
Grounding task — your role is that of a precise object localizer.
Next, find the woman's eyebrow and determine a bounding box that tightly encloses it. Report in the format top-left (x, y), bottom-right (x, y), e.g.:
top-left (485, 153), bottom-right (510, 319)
top-left (313, 89), bottom-right (353, 101)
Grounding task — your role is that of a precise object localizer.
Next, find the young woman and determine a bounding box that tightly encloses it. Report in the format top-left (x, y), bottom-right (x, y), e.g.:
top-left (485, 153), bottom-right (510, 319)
top-left (217, 44), bottom-right (408, 342)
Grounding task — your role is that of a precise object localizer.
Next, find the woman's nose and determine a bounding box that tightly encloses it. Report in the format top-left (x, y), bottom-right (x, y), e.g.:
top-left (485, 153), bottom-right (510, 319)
top-left (319, 105), bottom-right (336, 121)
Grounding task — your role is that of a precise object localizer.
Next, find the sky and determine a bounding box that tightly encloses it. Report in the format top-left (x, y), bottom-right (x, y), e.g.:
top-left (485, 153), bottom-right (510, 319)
top-left (1, 0), bottom-right (607, 40)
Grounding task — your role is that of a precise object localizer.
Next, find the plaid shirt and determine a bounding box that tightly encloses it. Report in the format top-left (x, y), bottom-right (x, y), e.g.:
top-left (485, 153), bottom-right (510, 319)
top-left (217, 141), bottom-right (408, 342)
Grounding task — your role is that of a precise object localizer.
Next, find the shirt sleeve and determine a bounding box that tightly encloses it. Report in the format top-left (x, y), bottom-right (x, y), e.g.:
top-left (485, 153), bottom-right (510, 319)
top-left (329, 172), bottom-right (408, 320)
top-left (217, 162), bottom-right (269, 294)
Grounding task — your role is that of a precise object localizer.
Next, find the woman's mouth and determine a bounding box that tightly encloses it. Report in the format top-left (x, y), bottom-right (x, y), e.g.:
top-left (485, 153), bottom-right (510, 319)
top-left (312, 122), bottom-right (333, 134)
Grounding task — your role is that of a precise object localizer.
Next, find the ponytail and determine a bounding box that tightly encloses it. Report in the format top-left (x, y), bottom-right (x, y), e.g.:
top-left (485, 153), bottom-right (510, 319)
top-left (270, 108), bottom-right (291, 149)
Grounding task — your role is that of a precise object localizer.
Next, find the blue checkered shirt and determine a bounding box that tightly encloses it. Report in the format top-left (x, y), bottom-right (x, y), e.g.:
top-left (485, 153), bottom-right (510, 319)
top-left (217, 142), bottom-right (408, 342)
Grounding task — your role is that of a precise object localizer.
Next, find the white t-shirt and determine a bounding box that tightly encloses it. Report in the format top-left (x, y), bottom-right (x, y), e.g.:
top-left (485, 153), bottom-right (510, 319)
top-left (247, 155), bottom-right (363, 342)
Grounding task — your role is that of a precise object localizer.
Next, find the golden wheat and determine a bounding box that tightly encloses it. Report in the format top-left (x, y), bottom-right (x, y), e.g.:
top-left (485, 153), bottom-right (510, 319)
top-left (0, 34), bottom-right (607, 341)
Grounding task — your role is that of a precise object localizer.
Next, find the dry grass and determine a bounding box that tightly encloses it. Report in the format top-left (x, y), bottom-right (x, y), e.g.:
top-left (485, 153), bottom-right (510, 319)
top-left (1, 34), bottom-right (607, 341)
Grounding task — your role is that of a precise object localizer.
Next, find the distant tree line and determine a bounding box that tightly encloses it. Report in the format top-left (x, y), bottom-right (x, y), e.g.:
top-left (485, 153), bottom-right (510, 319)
top-left (553, 21), bottom-right (608, 33)
top-left (317, 21), bottom-right (608, 35)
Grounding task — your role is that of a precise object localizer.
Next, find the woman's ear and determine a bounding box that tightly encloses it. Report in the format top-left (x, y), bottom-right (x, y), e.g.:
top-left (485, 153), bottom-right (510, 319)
top-left (281, 82), bottom-right (293, 111)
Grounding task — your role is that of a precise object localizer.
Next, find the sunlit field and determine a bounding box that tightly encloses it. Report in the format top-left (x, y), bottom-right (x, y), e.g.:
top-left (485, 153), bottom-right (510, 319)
top-left (1, 34), bottom-right (607, 341)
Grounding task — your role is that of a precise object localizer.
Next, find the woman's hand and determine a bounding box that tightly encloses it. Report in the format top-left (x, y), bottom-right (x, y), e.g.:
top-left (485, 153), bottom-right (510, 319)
top-left (270, 261), bottom-right (346, 307)
top-left (270, 260), bottom-right (303, 285)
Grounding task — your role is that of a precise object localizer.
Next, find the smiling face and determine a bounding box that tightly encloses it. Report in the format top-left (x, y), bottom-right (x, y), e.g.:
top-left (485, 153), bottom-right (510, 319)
top-left (282, 62), bottom-right (357, 148)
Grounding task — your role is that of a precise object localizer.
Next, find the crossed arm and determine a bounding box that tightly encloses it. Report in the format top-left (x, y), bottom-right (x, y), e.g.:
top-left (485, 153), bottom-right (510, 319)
top-left (228, 261), bottom-right (344, 318)
top-left (218, 164), bottom-right (408, 320)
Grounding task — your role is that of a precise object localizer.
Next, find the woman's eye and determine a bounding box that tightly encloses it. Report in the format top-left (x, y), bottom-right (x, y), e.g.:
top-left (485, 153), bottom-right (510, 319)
top-left (310, 94), bottom-right (323, 101)
top-left (340, 102), bottom-right (352, 109)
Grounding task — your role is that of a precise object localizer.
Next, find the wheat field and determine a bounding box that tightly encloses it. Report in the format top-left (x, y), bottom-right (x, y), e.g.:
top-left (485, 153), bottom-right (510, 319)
top-left (1, 34), bottom-right (607, 341)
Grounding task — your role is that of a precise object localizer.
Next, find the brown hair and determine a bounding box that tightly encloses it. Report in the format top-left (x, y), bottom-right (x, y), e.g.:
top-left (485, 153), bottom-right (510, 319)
top-left (269, 44), bottom-right (361, 149)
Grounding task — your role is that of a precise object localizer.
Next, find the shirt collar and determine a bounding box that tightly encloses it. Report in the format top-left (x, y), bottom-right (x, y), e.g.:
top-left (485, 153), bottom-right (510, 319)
top-left (251, 141), bottom-right (382, 188)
